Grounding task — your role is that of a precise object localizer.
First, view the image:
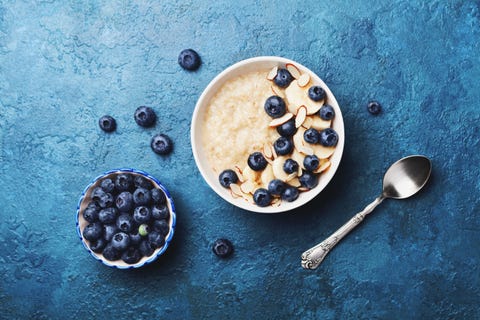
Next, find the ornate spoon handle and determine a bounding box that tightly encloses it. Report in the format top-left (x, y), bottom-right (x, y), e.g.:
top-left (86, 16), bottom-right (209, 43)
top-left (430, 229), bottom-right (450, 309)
top-left (301, 196), bottom-right (385, 270)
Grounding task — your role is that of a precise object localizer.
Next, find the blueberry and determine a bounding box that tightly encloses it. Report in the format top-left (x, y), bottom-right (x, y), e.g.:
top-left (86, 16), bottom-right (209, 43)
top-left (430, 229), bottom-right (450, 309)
top-left (274, 68), bottom-right (294, 88)
top-left (268, 179), bottom-right (286, 196)
top-left (308, 86), bottom-right (326, 101)
top-left (253, 188), bottom-right (272, 207)
top-left (133, 206), bottom-right (151, 224)
top-left (134, 106), bottom-right (156, 127)
top-left (264, 96), bottom-right (287, 118)
top-left (178, 49), bottom-right (201, 71)
top-left (111, 232), bottom-right (130, 251)
top-left (151, 204), bottom-right (170, 220)
top-left (151, 188), bottom-right (167, 205)
top-left (247, 152), bottom-right (268, 171)
top-left (276, 119), bottom-right (297, 137)
top-left (283, 159), bottom-right (299, 174)
top-left (138, 224), bottom-right (150, 237)
top-left (319, 128), bottom-right (339, 147)
top-left (129, 229), bottom-right (142, 247)
top-left (102, 244), bottom-right (120, 261)
top-left (367, 101), bottom-right (382, 115)
top-left (97, 192), bottom-right (114, 208)
top-left (152, 219), bottom-right (170, 236)
top-left (133, 187), bottom-right (152, 206)
top-left (91, 187), bottom-right (105, 202)
top-left (151, 133), bottom-right (173, 155)
top-left (115, 191), bottom-right (134, 212)
top-left (281, 186), bottom-right (299, 202)
top-left (218, 169), bottom-right (238, 188)
top-left (319, 105), bottom-right (335, 120)
top-left (103, 224), bottom-right (119, 242)
top-left (212, 238), bottom-right (234, 258)
top-left (299, 171), bottom-right (319, 189)
top-left (148, 231), bottom-right (165, 248)
top-left (83, 222), bottom-right (103, 241)
top-left (98, 115), bottom-right (116, 133)
top-left (116, 214), bottom-right (134, 233)
top-left (115, 174), bottom-right (133, 192)
top-left (121, 247), bottom-right (142, 264)
top-left (89, 238), bottom-right (107, 253)
top-left (303, 155), bottom-right (320, 171)
top-left (100, 178), bottom-right (115, 193)
top-left (83, 202), bottom-right (99, 223)
top-left (304, 128), bottom-right (320, 144)
top-left (98, 207), bottom-right (118, 224)
top-left (139, 240), bottom-right (155, 257)
top-left (134, 176), bottom-right (152, 189)
top-left (273, 137), bottom-right (293, 156)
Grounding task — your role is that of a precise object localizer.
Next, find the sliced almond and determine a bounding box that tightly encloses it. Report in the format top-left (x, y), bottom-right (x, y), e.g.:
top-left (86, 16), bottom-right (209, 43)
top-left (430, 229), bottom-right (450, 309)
top-left (263, 143), bottom-right (273, 159)
top-left (230, 190), bottom-right (241, 199)
top-left (271, 144), bottom-right (278, 159)
top-left (240, 180), bottom-right (255, 194)
top-left (271, 198), bottom-right (282, 207)
top-left (288, 177), bottom-right (302, 188)
top-left (293, 127), bottom-right (307, 152)
top-left (291, 149), bottom-right (306, 170)
top-left (260, 164), bottom-right (275, 188)
top-left (285, 172), bottom-right (298, 182)
top-left (298, 187), bottom-right (309, 192)
top-left (305, 101), bottom-right (323, 115)
top-left (230, 183), bottom-right (243, 196)
top-left (269, 113), bottom-right (293, 127)
top-left (297, 73), bottom-right (311, 87)
top-left (285, 80), bottom-right (304, 113)
top-left (301, 116), bottom-right (313, 129)
top-left (242, 193), bottom-right (254, 204)
top-left (314, 160), bottom-right (331, 173)
top-left (272, 156), bottom-right (290, 181)
top-left (286, 63), bottom-right (301, 79)
top-left (310, 117), bottom-right (331, 130)
top-left (298, 144), bottom-right (314, 156)
top-left (267, 66), bottom-right (278, 81)
top-left (295, 106), bottom-right (307, 128)
top-left (271, 85), bottom-right (285, 99)
top-left (311, 144), bottom-right (336, 159)
top-left (243, 166), bottom-right (260, 183)
top-left (233, 166), bottom-right (245, 183)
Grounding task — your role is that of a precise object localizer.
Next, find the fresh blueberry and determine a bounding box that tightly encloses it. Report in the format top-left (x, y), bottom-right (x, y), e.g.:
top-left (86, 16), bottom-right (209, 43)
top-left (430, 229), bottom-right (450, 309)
top-left (100, 178), bottom-right (115, 193)
top-left (276, 119), bottom-right (297, 137)
top-left (151, 204), bottom-right (169, 220)
top-left (264, 96), bottom-right (287, 118)
top-left (121, 247), bottom-right (142, 264)
top-left (133, 187), bottom-right (152, 206)
top-left (308, 86), bottom-right (326, 101)
top-left (299, 171), bottom-right (319, 189)
top-left (103, 224), bottom-right (119, 242)
top-left (98, 115), bottom-right (116, 133)
top-left (115, 191), bottom-right (134, 212)
top-left (98, 207), bottom-right (118, 224)
top-left (138, 224), bottom-right (150, 237)
top-left (273, 137), bottom-right (293, 156)
top-left (151, 133), bottom-right (173, 155)
top-left (281, 186), bottom-right (299, 202)
top-left (218, 169), bottom-right (238, 188)
top-left (152, 219), bottom-right (170, 236)
top-left (253, 188), bottom-right (272, 207)
top-left (178, 49), bottom-right (201, 71)
top-left (83, 222), bottom-right (103, 241)
top-left (248, 152), bottom-right (268, 171)
top-left (134, 175), bottom-right (152, 189)
top-left (268, 179), bottom-right (286, 196)
top-left (367, 101), bottom-right (382, 115)
top-left (115, 174), bottom-right (133, 192)
top-left (212, 238), bottom-right (234, 258)
top-left (111, 232), bottom-right (130, 251)
top-left (97, 192), bottom-right (114, 208)
top-left (319, 105), bottom-right (335, 120)
top-left (274, 68), bottom-right (294, 88)
top-left (129, 230), bottom-right (142, 247)
top-left (283, 159), bottom-right (299, 174)
top-left (83, 202), bottom-right (99, 223)
top-left (148, 231), bottom-right (165, 248)
top-left (303, 155), bottom-right (320, 171)
top-left (134, 106), bottom-right (156, 127)
top-left (304, 128), bottom-right (320, 144)
top-left (116, 214), bottom-right (134, 233)
top-left (151, 188), bottom-right (167, 205)
top-left (133, 206), bottom-right (151, 224)
top-left (89, 238), bottom-right (107, 253)
top-left (91, 187), bottom-right (105, 202)
top-left (102, 244), bottom-right (120, 261)
top-left (319, 128), bottom-right (339, 147)
top-left (139, 240), bottom-right (155, 257)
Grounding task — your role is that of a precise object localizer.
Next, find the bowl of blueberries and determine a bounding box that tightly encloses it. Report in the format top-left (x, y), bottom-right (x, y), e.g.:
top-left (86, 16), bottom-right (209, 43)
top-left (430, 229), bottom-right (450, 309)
top-left (76, 168), bottom-right (176, 269)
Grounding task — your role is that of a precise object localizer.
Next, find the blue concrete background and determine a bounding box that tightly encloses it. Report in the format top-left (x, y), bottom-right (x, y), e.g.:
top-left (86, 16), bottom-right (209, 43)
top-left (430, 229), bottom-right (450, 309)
top-left (1, 1), bottom-right (479, 319)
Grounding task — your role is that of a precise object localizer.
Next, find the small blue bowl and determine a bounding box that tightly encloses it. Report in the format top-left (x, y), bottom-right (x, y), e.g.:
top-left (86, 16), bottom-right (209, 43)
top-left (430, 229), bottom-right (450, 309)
top-left (76, 168), bottom-right (176, 269)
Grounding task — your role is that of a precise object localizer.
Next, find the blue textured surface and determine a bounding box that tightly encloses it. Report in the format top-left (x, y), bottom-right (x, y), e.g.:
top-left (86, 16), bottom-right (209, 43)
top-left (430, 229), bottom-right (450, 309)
top-left (0, 1), bottom-right (479, 319)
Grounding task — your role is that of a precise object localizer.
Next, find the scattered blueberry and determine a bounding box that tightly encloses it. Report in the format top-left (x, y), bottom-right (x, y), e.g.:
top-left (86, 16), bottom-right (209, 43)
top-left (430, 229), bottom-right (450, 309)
top-left (151, 188), bottom-right (166, 205)
top-left (367, 101), bottom-right (382, 115)
top-left (116, 214), bottom-right (134, 233)
top-left (138, 224), bottom-right (150, 237)
top-left (129, 230), bottom-right (142, 247)
top-left (115, 174), bottom-right (133, 192)
top-left (264, 96), bottom-right (287, 118)
top-left (273, 137), bottom-right (293, 155)
top-left (303, 155), bottom-right (320, 171)
top-left (134, 176), bottom-right (152, 189)
top-left (111, 232), bottom-right (130, 251)
top-left (100, 178), bottom-right (115, 193)
top-left (308, 86), bottom-right (326, 101)
top-left (91, 187), bottom-right (105, 202)
top-left (152, 219), bottom-right (170, 236)
top-left (89, 238), bottom-right (107, 253)
top-left (83, 223), bottom-right (103, 241)
top-left (98, 207), bottom-right (118, 224)
top-left (133, 206), bottom-right (151, 224)
top-left (219, 169), bottom-right (238, 188)
top-left (97, 192), bottom-right (114, 208)
top-left (299, 171), bottom-right (319, 189)
top-left (274, 68), bottom-right (294, 88)
top-left (121, 247), bottom-right (142, 264)
top-left (83, 202), bottom-right (99, 223)
top-left (212, 238), bottom-right (234, 258)
top-left (281, 186), bottom-right (299, 202)
top-left (98, 115), bottom-right (116, 133)
top-left (178, 49), bottom-right (201, 71)
top-left (283, 159), bottom-right (299, 174)
top-left (248, 152), bottom-right (268, 171)
top-left (134, 106), bottom-right (156, 127)
top-left (139, 240), bottom-right (155, 257)
top-left (151, 133), bottom-right (173, 155)
top-left (151, 204), bottom-right (169, 220)
top-left (102, 244), bottom-right (120, 261)
top-left (319, 128), bottom-right (339, 147)
top-left (319, 105), bottom-right (335, 120)
top-left (268, 179), bottom-right (286, 196)
top-left (253, 188), bottom-right (272, 207)
top-left (103, 224), bottom-right (119, 242)
top-left (304, 128), bottom-right (320, 144)
top-left (276, 118), bottom-right (297, 137)
top-left (115, 191), bottom-right (134, 212)
top-left (133, 187), bottom-right (152, 206)
top-left (148, 231), bottom-right (165, 248)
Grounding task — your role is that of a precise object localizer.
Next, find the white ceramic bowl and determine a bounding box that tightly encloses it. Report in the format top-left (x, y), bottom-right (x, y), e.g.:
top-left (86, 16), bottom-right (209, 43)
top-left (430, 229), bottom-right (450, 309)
top-left (191, 56), bottom-right (344, 213)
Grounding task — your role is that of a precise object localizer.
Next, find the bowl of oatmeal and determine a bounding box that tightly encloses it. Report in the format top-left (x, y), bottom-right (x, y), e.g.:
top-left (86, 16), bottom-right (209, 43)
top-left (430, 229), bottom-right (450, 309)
top-left (191, 56), bottom-right (344, 213)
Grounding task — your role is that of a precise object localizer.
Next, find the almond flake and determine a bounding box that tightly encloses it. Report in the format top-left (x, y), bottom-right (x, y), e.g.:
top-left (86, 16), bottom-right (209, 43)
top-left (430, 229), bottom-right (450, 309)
top-left (271, 144), bottom-right (278, 159)
top-left (286, 63), bottom-right (301, 79)
top-left (263, 143), bottom-right (273, 159)
top-left (305, 101), bottom-right (323, 115)
top-left (295, 106), bottom-right (307, 128)
top-left (314, 160), bottom-right (331, 173)
top-left (271, 85), bottom-right (285, 99)
top-left (230, 183), bottom-right (243, 196)
top-left (311, 117), bottom-right (331, 130)
top-left (286, 172), bottom-right (298, 182)
top-left (272, 156), bottom-right (289, 181)
top-left (269, 113), bottom-right (293, 127)
top-left (311, 144), bottom-right (336, 159)
top-left (233, 166), bottom-right (245, 182)
top-left (267, 66), bottom-right (278, 81)
top-left (288, 177), bottom-right (301, 187)
top-left (230, 190), bottom-right (241, 199)
top-left (271, 198), bottom-right (282, 207)
top-left (240, 180), bottom-right (255, 194)
top-left (298, 187), bottom-right (309, 192)
top-left (292, 127), bottom-right (307, 153)
top-left (298, 144), bottom-right (314, 155)
top-left (297, 73), bottom-right (310, 87)
top-left (301, 116), bottom-right (313, 129)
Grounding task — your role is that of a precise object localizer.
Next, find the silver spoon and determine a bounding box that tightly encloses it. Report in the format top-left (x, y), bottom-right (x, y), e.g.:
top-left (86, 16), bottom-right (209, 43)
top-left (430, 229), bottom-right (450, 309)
top-left (301, 155), bottom-right (432, 270)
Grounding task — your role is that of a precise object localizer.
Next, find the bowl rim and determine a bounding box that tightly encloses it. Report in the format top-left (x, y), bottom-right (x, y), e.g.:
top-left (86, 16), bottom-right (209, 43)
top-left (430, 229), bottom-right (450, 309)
top-left (76, 168), bottom-right (176, 269)
top-left (191, 56), bottom-right (345, 213)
